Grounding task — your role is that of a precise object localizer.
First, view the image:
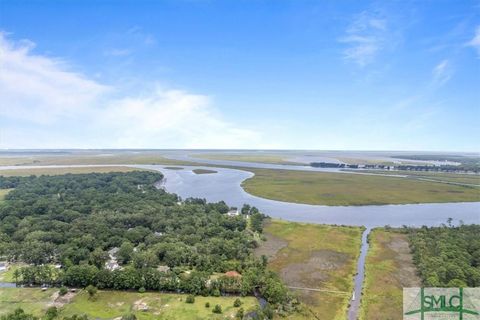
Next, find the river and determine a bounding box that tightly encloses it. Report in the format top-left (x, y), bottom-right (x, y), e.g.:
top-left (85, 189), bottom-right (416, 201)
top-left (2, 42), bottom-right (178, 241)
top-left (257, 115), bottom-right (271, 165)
top-left (0, 162), bottom-right (479, 319)
top-left (139, 163), bottom-right (478, 320)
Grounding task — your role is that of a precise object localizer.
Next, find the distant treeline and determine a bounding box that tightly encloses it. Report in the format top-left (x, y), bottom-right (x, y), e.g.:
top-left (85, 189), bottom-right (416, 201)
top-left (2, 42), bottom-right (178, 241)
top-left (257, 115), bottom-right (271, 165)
top-left (394, 154), bottom-right (480, 172)
top-left (310, 162), bottom-right (359, 169)
top-left (394, 165), bottom-right (479, 173)
top-left (310, 162), bottom-right (479, 173)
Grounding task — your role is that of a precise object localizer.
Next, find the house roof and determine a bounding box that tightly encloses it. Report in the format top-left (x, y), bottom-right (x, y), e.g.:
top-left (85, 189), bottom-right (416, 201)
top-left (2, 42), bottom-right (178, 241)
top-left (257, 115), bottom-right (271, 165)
top-left (225, 271), bottom-right (241, 277)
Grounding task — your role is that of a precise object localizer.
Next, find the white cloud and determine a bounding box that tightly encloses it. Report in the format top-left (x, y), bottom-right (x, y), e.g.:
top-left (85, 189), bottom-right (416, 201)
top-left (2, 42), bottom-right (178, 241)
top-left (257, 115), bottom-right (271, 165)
top-left (0, 33), bottom-right (263, 149)
top-left (466, 25), bottom-right (480, 57)
top-left (96, 88), bottom-right (261, 149)
top-left (432, 59), bottom-right (452, 86)
top-left (339, 11), bottom-right (389, 67)
top-left (0, 32), bottom-right (109, 124)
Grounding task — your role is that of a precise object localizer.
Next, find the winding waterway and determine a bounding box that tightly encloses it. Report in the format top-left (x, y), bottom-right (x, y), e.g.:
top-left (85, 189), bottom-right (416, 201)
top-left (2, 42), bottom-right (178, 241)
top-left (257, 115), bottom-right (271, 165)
top-left (0, 162), bottom-right (479, 319)
top-left (139, 163), bottom-right (479, 320)
top-left (140, 165), bottom-right (480, 228)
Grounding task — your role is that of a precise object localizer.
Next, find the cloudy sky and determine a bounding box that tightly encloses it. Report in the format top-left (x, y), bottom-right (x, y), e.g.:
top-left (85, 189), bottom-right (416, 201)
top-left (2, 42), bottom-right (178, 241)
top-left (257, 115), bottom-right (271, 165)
top-left (1, 0), bottom-right (479, 151)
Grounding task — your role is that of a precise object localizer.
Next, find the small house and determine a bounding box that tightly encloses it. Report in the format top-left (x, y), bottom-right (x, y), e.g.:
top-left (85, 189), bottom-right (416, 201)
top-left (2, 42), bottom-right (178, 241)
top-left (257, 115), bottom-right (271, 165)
top-left (227, 209), bottom-right (239, 217)
top-left (157, 265), bottom-right (170, 273)
top-left (108, 247), bottom-right (119, 258)
top-left (105, 260), bottom-right (121, 271)
top-left (225, 271), bottom-right (241, 278)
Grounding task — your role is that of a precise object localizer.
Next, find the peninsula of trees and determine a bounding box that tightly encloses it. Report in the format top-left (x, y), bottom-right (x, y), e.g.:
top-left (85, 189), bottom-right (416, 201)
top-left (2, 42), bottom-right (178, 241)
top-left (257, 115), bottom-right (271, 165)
top-left (0, 172), bottom-right (296, 315)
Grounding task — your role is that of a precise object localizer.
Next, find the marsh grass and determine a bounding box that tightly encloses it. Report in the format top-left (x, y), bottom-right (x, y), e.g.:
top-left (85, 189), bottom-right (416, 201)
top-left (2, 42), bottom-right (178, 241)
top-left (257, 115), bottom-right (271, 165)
top-left (0, 166), bottom-right (145, 177)
top-left (242, 169), bottom-right (480, 205)
top-left (258, 220), bottom-right (363, 319)
top-left (359, 229), bottom-right (420, 320)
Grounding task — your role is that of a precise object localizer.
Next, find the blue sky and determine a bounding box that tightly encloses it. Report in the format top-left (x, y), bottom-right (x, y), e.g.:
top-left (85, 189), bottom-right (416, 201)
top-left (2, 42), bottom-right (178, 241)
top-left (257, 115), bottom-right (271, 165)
top-left (0, 0), bottom-right (479, 151)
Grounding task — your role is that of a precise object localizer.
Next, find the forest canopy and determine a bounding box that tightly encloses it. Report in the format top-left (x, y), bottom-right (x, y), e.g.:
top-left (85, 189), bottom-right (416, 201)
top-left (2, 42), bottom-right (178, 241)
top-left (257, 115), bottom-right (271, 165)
top-left (0, 172), bottom-right (292, 309)
top-left (408, 223), bottom-right (480, 287)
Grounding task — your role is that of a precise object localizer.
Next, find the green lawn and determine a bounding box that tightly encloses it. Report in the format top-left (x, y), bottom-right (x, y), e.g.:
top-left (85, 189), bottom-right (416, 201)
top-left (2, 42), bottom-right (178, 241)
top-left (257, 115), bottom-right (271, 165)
top-left (0, 263), bottom-right (28, 282)
top-left (242, 168), bottom-right (480, 206)
top-left (257, 220), bottom-right (363, 320)
top-left (0, 288), bottom-right (57, 316)
top-left (0, 288), bottom-right (258, 319)
top-left (359, 229), bottom-right (420, 320)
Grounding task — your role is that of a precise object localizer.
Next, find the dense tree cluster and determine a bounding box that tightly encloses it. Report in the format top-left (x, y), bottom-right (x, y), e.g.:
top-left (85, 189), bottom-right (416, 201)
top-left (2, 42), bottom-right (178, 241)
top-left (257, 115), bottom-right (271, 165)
top-left (0, 308), bottom-right (84, 320)
top-left (394, 155), bottom-right (480, 172)
top-left (0, 172), bottom-right (251, 269)
top-left (408, 223), bottom-right (480, 287)
top-left (0, 171), bottom-right (293, 309)
top-left (310, 161), bottom-right (480, 173)
top-left (310, 162), bottom-right (358, 169)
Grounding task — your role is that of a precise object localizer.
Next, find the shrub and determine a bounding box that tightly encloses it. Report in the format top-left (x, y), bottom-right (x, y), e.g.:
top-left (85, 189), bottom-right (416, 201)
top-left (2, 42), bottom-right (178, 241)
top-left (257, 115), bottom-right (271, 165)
top-left (233, 298), bottom-right (242, 307)
top-left (85, 285), bottom-right (97, 299)
top-left (236, 307), bottom-right (244, 319)
top-left (45, 306), bottom-right (58, 320)
top-left (121, 314), bottom-right (137, 320)
top-left (138, 287), bottom-right (146, 293)
top-left (212, 288), bottom-right (221, 297)
top-left (186, 295), bottom-right (195, 304)
top-left (212, 304), bottom-right (222, 314)
top-left (59, 287), bottom-right (68, 296)
top-left (205, 302), bottom-right (210, 308)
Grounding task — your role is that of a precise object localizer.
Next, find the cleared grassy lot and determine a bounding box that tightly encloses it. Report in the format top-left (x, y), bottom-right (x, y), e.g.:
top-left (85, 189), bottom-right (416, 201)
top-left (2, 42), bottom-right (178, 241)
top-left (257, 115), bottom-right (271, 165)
top-left (0, 263), bottom-right (27, 282)
top-left (192, 153), bottom-right (302, 165)
top-left (0, 288), bottom-right (258, 319)
top-left (0, 288), bottom-right (57, 316)
top-left (0, 166), bottom-right (145, 176)
top-left (242, 168), bottom-right (480, 206)
top-left (61, 290), bottom-right (257, 319)
top-left (0, 188), bottom-right (12, 200)
top-left (256, 220), bottom-right (363, 320)
top-left (359, 229), bottom-right (420, 320)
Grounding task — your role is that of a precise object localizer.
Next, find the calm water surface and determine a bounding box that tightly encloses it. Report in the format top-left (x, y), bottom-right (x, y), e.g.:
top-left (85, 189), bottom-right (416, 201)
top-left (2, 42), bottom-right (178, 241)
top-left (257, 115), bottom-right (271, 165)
top-left (140, 165), bottom-right (480, 228)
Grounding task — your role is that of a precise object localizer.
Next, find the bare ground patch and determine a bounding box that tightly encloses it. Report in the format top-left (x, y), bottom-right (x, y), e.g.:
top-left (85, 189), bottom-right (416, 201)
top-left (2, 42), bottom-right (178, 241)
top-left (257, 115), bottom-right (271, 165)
top-left (387, 236), bottom-right (421, 287)
top-left (48, 291), bottom-right (77, 308)
top-left (279, 250), bottom-right (348, 288)
top-left (254, 232), bottom-right (288, 260)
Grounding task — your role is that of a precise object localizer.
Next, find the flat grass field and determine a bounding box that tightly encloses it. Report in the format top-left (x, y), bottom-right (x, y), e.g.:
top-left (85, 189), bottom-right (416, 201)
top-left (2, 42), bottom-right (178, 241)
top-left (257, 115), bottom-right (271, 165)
top-left (345, 170), bottom-right (480, 186)
top-left (0, 288), bottom-right (258, 319)
top-left (0, 188), bottom-right (13, 201)
top-left (191, 153), bottom-right (303, 165)
top-left (0, 153), bottom-right (198, 167)
top-left (0, 288), bottom-right (58, 316)
top-left (256, 220), bottom-right (363, 320)
top-left (0, 166), bottom-right (146, 177)
top-left (0, 263), bottom-right (27, 282)
top-left (241, 168), bottom-right (480, 206)
top-left (359, 229), bottom-right (420, 320)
